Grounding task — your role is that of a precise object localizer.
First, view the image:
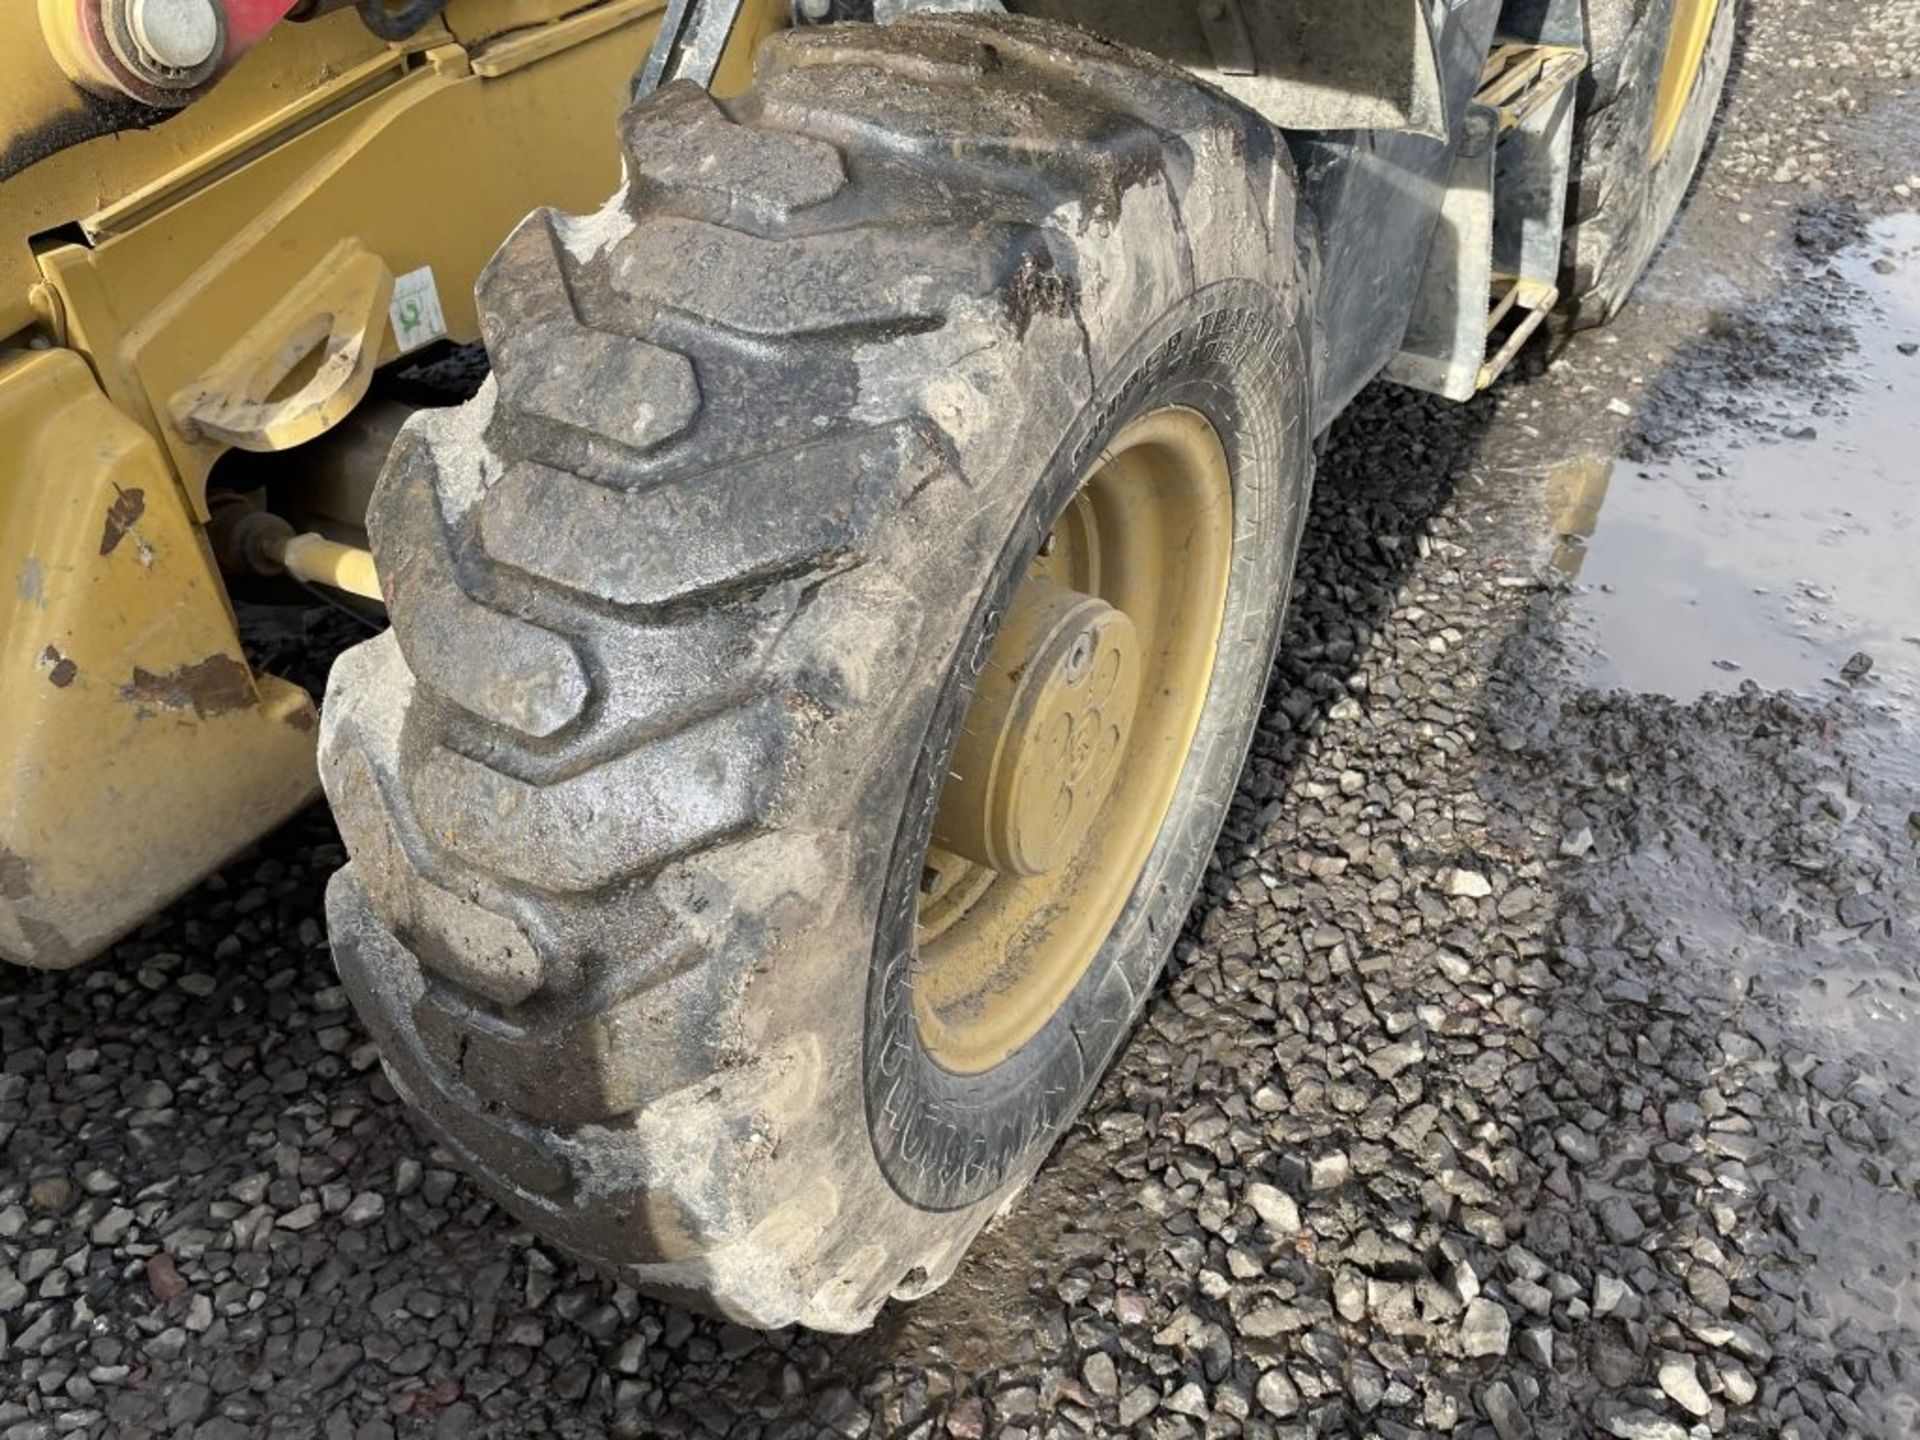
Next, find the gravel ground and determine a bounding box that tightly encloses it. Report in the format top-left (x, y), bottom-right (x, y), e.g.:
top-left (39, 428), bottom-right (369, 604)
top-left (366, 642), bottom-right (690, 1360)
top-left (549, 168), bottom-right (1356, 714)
top-left (5, 0), bottom-right (1919, 1435)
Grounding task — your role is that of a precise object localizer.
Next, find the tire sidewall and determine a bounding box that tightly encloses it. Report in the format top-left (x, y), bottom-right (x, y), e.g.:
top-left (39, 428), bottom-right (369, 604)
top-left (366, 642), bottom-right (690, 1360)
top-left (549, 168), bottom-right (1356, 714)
top-left (863, 279), bottom-right (1312, 1212)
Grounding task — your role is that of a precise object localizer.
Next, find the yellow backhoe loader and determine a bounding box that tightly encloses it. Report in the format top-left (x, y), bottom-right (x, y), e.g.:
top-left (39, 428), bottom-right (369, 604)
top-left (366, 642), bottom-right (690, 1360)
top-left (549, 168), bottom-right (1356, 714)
top-left (2, 0), bottom-right (1735, 1328)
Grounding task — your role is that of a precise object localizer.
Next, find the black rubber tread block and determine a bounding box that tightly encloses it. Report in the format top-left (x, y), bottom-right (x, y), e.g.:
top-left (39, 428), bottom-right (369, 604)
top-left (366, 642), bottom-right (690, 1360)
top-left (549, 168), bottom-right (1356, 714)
top-left (478, 424), bottom-right (934, 608)
top-left (320, 636), bottom-right (582, 1004)
top-left (608, 216), bottom-right (994, 338)
top-left (479, 212), bottom-right (701, 456)
top-left (405, 695), bottom-right (784, 894)
top-left (333, 868), bottom-right (833, 1282)
top-left (329, 873), bottom-right (578, 1202)
top-left (411, 946), bottom-right (706, 1128)
top-left (371, 416), bottom-right (590, 740)
top-left (620, 80), bottom-right (848, 234)
top-left (876, 12), bottom-right (1237, 141)
top-left (752, 31), bottom-right (1165, 211)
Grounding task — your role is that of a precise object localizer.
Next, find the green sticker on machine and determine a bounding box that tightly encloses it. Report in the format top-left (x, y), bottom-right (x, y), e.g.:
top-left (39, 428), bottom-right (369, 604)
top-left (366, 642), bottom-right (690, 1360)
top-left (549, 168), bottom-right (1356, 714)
top-left (389, 266), bottom-right (447, 355)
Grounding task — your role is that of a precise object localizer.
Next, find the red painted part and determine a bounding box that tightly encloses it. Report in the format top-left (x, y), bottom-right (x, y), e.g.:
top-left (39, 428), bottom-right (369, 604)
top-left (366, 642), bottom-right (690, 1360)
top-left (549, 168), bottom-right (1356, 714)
top-left (55, 0), bottom-right (307, 101)
top-left (52, 0), bottom-right (123, 83)
top-left (222, 0), bottom-right (305, 56)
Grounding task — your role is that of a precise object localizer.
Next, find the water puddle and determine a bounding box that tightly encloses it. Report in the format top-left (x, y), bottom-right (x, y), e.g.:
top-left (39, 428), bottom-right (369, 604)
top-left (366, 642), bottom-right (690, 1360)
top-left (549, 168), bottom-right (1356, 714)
top-left (1537, 219), bottom-right (1920, 1374)
top-left (1551, 212), bottom-right (1920, 704)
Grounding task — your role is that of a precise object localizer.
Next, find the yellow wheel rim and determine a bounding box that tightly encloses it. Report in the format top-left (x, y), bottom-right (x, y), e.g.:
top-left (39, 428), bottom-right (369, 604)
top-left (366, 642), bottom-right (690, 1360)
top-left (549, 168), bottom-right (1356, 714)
top-left (1650, 0), bottom-right (1723, 165)
top-left (913, 406), bottom-right (1234, 1075)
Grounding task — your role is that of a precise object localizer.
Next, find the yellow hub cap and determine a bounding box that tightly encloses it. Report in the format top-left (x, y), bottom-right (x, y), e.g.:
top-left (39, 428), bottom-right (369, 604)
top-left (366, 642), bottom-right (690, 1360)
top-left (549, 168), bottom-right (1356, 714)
top-left (1651, 0), bottom-right (1723, 165)
top-left (933, 580), bottom-right (1143, 878)
top-left (913, 406), bottom-right (1234, 1074)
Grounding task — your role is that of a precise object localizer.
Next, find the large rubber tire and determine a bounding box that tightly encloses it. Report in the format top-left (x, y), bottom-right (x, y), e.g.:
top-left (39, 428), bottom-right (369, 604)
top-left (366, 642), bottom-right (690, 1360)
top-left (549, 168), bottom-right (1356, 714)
top-left (320, 14), bottom-right (1315, 1330)
top-left (1562, 0), bottom-right (1737, 327)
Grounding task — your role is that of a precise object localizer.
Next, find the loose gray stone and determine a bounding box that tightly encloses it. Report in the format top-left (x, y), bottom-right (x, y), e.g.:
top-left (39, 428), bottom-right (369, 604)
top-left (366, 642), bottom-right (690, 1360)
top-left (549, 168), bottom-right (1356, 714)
top-left (1556, 1126), bottom-right (1601, 1165)
top-left (1117, 1386), bottom-right (1157, 1427)
top-left (310, 1343), bottom-right (361, 1390)
top-left (1254, 1371), bottom-right (1300, 1419)
top-left (1237, 1303), bottom-right (1310, 1339)
top-left (1592, 1274), bottom-right (1630, 1317)
top-left (277, 1203), bottom-right (322, 1231)
top-left (1244, 1183), bottom-right (1300, 1237)
top-left (1446, 869), bottom-right (1494, 899)
top-left (1309, 1152), bottom-right (1351, 1190)
top-left (1460, 1298), bottom-right (1511, 1358)
top-left (1082, 1351), bottom-right (1117, 1399)
top-left (1686, 1265), bottom-right (1730, 1313)
top-left (1719, 1362), bottom-right (1757, 1406)
top-left (1366, 1040), bottom-right (1424, 1080)
top-left (1605, 1410), bottom-right (1687, 1440)
top-left (1333, 1269), bottom-right (1366, 1323)
top-left (89, 1208), bottom-right (134, 1246)
top-left (1657, 1356), bottom-right (1711, 1418)
top-left (1483, 1380), bottom-right (1533, 1440)
top-left (1598, 1197), bottom-right (1646, 1244)
top-left (1163, 1382), bottom-right (1207, 1419)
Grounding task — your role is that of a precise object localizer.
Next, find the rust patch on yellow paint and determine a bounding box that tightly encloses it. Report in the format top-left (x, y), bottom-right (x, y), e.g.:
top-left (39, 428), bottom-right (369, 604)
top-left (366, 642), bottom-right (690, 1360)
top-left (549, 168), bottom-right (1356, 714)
top-left (121, 654), bottom-right (257, 718)
top-left (40, 644), bottom-right (78, 688)
top-left (99, 485), bottom-right (146, 556)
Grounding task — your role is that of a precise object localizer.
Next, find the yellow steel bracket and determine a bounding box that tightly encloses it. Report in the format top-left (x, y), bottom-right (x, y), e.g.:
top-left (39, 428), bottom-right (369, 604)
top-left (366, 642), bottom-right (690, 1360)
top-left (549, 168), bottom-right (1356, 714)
top-left (0, 349), bottom-right (320, 969)
top-left (169, 239), bottom-right (394, 451)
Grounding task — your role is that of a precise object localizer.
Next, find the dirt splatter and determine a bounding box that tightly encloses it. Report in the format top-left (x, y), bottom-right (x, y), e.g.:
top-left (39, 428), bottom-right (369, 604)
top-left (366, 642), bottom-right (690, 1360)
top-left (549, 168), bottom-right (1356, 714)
top-left (39, 645), bottom-right (77, 687)
top-left (120, 653), bottom-right (257, 719)
top-left (1001, 244), bottom-right (1077, 339)
top-left (98, 485), bottom-right (147, 558)
top-left (0, 844), bottom-right (32, 902)
top-left (0, 845), bottom-right (71, 966)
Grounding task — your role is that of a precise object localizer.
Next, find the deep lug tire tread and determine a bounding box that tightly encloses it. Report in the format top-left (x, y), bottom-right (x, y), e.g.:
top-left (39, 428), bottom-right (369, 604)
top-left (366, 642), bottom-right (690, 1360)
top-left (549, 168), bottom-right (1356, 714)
top-left (322, 13), bottom-right (1306, 1329)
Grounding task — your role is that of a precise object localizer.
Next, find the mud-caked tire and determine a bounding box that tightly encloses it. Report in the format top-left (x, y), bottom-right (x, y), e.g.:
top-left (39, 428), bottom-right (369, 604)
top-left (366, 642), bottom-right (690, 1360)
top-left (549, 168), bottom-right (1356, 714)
top-left (1563, 0), bottom-right (1738, 327)
top-left (321, 14), bottom-right (1315, 1330)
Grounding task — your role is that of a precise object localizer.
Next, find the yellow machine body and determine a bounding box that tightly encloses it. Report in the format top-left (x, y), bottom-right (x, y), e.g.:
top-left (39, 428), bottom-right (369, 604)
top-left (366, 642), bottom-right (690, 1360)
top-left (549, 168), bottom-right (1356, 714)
top-left (0, 0), bottom-right (785, 967)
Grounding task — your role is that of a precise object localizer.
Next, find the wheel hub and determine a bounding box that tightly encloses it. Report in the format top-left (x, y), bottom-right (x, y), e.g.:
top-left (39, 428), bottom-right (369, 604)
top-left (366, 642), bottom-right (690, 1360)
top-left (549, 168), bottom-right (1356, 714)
top-left (910, 405), bottom-right (1235, 1075)
top-left (933, 579), bottom-right (1142, 878)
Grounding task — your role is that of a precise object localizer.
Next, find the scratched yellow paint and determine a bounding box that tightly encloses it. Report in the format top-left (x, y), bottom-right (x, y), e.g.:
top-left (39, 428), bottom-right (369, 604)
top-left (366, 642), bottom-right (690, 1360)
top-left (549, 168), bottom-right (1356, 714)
top-left (0, 0), bottom-right (790, 966)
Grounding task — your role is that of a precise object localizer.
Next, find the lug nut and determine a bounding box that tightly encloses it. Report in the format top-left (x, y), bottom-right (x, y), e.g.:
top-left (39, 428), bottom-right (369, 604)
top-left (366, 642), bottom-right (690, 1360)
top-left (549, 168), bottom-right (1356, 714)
top-left (1065, 631), bottom-right (1094, 680)
top-left (128, 0), bottom-right (222, 70)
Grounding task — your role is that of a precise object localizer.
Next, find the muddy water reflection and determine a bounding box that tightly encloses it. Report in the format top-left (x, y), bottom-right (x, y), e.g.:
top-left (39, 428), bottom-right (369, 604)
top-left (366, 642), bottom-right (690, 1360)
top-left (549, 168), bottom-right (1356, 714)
top-left (1558, 213), bottom-right (1920, 702)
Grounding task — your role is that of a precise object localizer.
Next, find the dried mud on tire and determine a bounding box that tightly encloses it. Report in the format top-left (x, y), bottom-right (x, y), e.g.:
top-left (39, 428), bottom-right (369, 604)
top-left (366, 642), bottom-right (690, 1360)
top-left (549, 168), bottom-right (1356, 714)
top-left (320, 14), bottom-right (1313, 1329)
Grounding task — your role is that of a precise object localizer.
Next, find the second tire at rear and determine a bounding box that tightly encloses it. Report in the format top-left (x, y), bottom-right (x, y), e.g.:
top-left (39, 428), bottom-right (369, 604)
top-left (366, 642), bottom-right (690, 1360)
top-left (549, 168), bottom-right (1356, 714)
top-left (1565, 0), bottom-right (1739, 326)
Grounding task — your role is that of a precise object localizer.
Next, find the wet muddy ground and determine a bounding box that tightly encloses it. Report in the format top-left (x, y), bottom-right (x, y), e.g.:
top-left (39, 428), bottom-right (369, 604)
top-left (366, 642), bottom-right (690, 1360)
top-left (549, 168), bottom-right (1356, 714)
top-left (4, 0), bottom-right (1918, 1436)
